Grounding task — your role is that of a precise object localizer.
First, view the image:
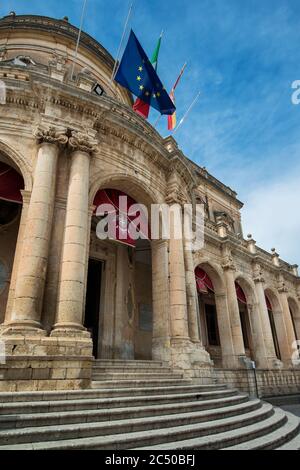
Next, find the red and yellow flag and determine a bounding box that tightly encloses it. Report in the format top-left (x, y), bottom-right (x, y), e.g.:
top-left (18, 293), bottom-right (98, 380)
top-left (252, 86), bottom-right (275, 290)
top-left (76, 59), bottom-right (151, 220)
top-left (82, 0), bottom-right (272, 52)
top-left (168, 63), bottom-right (187, 131)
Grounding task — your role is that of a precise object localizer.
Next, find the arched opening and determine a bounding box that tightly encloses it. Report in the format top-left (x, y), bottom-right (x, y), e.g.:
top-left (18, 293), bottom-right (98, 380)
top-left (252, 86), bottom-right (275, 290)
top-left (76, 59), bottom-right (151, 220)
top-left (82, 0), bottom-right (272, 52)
top-left (235, 280), bottom-right (254, 359)
top-left (288, 297), bottom-right (300, 341)
top-left (0, 157), bottom-right (24, 324)
top-left (85, 187), bottom-right (153, 360)
top-left (265, 291), bottom-right (281, 360)
top-left (195, 265), bottom-right (222, 366)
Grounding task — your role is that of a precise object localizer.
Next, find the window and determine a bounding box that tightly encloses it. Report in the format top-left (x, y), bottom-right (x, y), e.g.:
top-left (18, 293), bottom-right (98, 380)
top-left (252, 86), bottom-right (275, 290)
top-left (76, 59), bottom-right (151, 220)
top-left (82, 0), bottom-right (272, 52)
top-left (205, 304), bottom-right (220, 346)
top-left (0, 262), bottom-right (7, 294)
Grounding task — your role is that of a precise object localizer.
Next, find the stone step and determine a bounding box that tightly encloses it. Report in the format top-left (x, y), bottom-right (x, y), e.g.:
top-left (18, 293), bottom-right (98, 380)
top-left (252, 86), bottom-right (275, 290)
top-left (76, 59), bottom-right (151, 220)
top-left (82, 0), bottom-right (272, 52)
top-left (0, 383), bottom-right (228, 403)
top-left (92, 373), bottom-right (184, 381)
top-left (0, 402), bottom-right (275, 450)
top-left (135, 407), bottom-right (287, 450)
top-left (0, 400), bottom-right (263, 445)
top-left (93, 360), bottom-right (165, 367)
top-left (225, 411), bottom-right (300, 450)
top-left (91, 379), bottom-right (193, 389)
top-left (0, 389), bottom-right (237, 416)
top-left (276, 414), bottom-right (300, 450)
top-left (92, 366), bottom-right (174, 374)
top-left (0, 394), bottom-right (249, 430)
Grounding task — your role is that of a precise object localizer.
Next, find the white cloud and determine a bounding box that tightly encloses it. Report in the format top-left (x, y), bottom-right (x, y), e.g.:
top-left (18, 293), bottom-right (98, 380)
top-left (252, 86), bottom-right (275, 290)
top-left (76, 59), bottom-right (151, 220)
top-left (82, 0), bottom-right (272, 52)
top-left (242, 167), bottom-right (300, 266)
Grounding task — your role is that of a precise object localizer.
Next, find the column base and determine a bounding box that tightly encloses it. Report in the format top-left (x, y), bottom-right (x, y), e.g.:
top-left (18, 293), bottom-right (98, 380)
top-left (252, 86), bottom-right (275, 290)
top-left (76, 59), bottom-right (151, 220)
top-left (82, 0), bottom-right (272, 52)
top-left (51, 323), bottom-right (91, 339)
top-left (0, 320), bottom-right (46, 337)
top-left (169, 337), bottom-right (213, 376)
top-left (190, 343), bottom-right (213, 367)
top-left (152, 337), bottom-right (171, 363)
top-left (292, 359), bottom-right (300, 368)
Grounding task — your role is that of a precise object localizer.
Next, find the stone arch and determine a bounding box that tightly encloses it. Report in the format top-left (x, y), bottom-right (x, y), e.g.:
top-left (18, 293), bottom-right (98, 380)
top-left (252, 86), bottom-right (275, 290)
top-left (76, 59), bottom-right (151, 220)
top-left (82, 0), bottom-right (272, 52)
top-left (0, 141), bottom-right (32, 325)
top-left (193, 258), bottom-right (226, 295)
top-left (0, 139), bottom-right (32, 191)
top-left (234, 274), bottom-right (258, 306)
top-left (265, 287), bottom-right (286, 361)
top-left (287, 296), bottom-right (300, 340)
top-left (87, 172), bottom-right (163, 361)
top-left (89, 171), bottom-right (163, 210)
top-left (234, 274), bottom-right (260, 362)
top-left (194, 259), bottom-right (235, 367)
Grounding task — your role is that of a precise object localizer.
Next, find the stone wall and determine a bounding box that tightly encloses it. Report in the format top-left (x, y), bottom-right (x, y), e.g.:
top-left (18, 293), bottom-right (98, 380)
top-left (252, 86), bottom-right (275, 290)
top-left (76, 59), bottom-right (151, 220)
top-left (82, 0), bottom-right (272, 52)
top-left (0, 335), bottom-right (93, 392)
top-left (213, 368), bottom-right (300, 397)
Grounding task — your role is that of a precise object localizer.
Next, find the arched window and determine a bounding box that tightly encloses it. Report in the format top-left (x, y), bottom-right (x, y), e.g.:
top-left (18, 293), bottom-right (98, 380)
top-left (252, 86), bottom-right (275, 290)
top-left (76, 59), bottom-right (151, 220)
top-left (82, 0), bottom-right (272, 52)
top-left (235, 281), bottom-right (251, 351)
top-left (265, 294), bottom-right (281, 360)
top-left (195, 267), bottom-right (220, 347)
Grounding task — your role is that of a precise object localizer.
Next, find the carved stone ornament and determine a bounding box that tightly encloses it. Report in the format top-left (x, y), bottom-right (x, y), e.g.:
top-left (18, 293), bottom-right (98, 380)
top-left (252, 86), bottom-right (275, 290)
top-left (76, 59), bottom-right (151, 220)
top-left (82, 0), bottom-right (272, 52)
top-left (222, 255), bottom-right (236, 271)
top-left (165, 183), bottom-right (188, 206)
top-left (68, 131), bottom-right (98, 155)
top-left (34, 126), bottom-right (68, 146)
top-left (253, 263), bottom-right (265, 283)
top-left (277, 281), bottom-right (288, 294)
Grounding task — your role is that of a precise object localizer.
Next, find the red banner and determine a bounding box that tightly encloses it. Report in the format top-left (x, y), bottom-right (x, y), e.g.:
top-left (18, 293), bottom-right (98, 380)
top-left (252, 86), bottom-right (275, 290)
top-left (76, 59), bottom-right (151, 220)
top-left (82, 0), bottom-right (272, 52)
top-left (93, 188), bottom-right (149, 247)
top-left (235, 282), bottom-right (247, 304)
top-left (195, 267), bottom-right (214, 293)
top-left (0, 162), bottom-right (24, 204)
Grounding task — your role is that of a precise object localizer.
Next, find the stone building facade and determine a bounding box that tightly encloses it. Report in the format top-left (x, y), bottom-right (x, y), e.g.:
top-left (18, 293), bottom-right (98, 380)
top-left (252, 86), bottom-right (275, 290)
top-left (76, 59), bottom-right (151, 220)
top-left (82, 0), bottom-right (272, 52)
top-left (0, 13), bottom-right (299, 396)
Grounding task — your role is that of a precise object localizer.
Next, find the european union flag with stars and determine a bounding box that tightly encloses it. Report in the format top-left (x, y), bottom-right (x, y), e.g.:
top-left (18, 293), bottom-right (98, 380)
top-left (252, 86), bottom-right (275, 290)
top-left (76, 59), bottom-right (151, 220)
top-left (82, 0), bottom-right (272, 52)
top-left (115, 30), bottom-right (176, 116)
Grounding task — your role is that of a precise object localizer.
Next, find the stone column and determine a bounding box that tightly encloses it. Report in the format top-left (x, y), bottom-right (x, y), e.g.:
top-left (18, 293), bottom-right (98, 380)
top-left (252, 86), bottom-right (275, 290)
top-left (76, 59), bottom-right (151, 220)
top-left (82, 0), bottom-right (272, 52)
top-left (3, 191), bottom-right (30, 323)
top-left (214, 293), bottom-right (238, 368)
top-left (223, 259), bottom-right (246, 360)
top-left (168, 213), bottom-right (189, 341)
top-left (254, 274), bottom-right (280, 368)
top-left (183, 238), bottom-right (201, 343)
top-left (278, 286), bottom-right (297, 361)
top-left (2, 127), bottom-right (67, 335)
top-left (52, 131), bottom-right (97, 337)
top-left (151, 239), bottom-right (171, 362)
top-left (246, 302), bottom-right (269, 369)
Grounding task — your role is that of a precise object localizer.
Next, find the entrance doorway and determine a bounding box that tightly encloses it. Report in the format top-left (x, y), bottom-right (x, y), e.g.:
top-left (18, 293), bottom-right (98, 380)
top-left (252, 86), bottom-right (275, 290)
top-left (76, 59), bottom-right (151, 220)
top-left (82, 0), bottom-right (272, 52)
top-left (84, 258), bottom-right (103, 358)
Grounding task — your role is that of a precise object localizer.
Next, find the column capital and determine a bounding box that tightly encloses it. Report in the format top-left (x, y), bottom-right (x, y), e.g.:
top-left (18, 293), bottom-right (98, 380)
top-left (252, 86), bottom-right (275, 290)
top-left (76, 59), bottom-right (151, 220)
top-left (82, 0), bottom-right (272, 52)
top-left (253, 274), bottom-right (265, 284)
top-left (151, 239), bottom-right (169, 248)
top-left (222, 255), bottom-right (236, 272)
top-left (253, 263), bottom-right (265, 284)
top-left (34, 126), bottom-right (68, 146)
top-left (277, 282), bottom-right (289, 294)
top-left (68, 130), bottom-right (98, 155)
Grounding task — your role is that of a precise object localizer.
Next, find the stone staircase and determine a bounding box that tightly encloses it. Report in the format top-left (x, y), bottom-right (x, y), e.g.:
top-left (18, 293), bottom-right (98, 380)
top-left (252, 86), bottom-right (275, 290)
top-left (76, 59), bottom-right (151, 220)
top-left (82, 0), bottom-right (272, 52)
top-left (0, 359), bottom-right (299, 450)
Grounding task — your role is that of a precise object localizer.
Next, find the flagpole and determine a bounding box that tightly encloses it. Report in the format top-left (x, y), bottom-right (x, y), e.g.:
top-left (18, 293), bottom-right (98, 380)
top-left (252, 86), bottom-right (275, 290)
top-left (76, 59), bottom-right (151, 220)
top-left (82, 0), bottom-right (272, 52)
top-left (173, 91), bottom-right (201, 135)
top-left (70, 0), bottom-right (88, 81)
top-left (154, 114), bottom-right (162, 128)
top-left (110, 1), bottom-right (135, 83)
top-left (173, 62), bottom-right (187, 92)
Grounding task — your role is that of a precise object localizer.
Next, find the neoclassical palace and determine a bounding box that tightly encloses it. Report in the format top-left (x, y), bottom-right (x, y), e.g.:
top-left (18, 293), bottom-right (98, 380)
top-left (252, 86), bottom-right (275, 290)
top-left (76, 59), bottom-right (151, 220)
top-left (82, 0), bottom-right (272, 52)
top-left (0, 13), bottom-right (299, 397)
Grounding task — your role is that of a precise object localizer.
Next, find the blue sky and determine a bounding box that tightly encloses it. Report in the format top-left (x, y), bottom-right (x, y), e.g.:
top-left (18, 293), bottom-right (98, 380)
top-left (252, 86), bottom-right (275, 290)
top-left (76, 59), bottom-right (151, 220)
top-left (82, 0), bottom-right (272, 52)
top-left (1, 0), bottom-right (300, 265)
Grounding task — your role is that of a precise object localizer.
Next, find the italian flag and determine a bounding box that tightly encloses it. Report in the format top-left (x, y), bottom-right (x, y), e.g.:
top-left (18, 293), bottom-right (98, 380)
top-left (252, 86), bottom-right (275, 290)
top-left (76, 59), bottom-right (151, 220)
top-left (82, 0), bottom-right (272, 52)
top-left (133, 32), bottom-right (163, 119)
top-left (168, 63), bottom-right (187, 131)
